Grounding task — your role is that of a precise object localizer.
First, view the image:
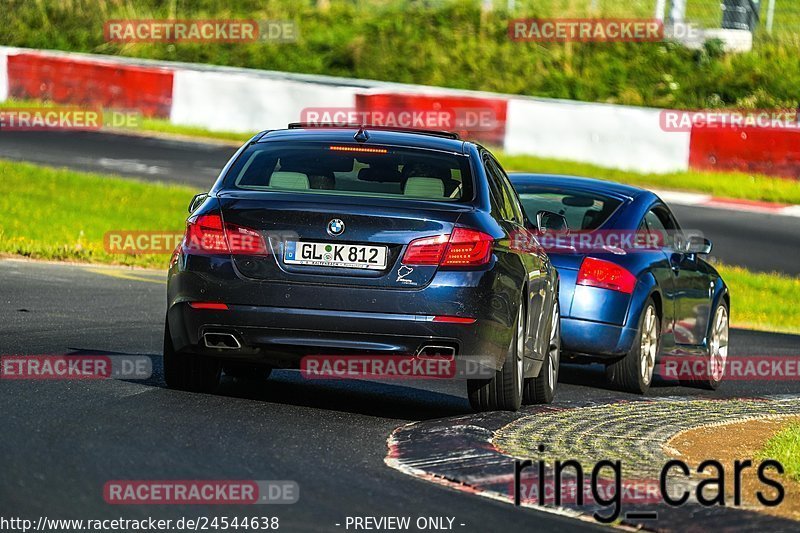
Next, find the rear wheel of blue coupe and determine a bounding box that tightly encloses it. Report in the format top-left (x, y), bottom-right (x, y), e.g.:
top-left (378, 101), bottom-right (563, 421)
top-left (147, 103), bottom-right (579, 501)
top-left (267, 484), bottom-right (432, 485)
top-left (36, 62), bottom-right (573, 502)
top-left (523, 299), bottom-right (560, 405)
top-left (467, 300), bottom-right (525, 412)
top-left (163, 318), bottom-right (221, 393)
top-left (606, 298), bottom-right (659, 394)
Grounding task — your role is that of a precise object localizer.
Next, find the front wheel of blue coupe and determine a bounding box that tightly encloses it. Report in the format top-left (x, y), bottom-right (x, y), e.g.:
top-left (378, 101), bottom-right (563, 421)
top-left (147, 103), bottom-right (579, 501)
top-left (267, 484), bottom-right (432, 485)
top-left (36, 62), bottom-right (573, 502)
top-left (682, 301), bottom-right (729, 390)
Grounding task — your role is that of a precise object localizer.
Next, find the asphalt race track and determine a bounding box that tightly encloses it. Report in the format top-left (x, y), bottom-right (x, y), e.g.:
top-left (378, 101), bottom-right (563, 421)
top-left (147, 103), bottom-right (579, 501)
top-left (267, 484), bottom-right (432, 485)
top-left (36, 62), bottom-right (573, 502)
top-left (2, 131), bottom-right (800, 531)
top-left (0, 259), bottom-right (606, 532)
top-left (2, 130), bottom-right (799, 275)
top-left (2, 258), bottom-right (799, 531)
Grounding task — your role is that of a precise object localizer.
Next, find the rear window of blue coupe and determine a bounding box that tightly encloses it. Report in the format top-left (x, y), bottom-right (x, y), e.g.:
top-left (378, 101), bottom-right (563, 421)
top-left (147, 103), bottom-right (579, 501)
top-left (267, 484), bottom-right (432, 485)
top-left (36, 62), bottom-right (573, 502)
top-left (223, 142), bottom-right (473, 202)
top-left (517, 190), bottom-right (623, 230)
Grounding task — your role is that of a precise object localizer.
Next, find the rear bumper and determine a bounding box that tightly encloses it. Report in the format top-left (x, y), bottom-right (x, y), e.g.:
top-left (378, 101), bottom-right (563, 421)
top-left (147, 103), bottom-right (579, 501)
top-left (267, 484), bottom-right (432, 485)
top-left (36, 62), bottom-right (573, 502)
top-left (168, 302), bottom-right (502, 366)
top-left (560, 316), bottom-right (639, 359)
top-left (166, 256), bottom-right (517, 371)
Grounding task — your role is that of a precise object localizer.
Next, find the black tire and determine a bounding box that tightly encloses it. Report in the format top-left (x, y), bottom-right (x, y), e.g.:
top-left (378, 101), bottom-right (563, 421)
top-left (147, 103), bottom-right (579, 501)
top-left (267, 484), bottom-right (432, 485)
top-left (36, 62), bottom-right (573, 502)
top-left (523, 299), bottom-right (560, 404)
top-left (163, 319), bottom-right (221, 393)
top-left (467, 300), bottom-right (525, 412)
top-left (606, 298), bottom-right (659, 394)
top-left (682, 301), bottom-right (729, 390)
top-left (223, 363), bottom-right (272, 381)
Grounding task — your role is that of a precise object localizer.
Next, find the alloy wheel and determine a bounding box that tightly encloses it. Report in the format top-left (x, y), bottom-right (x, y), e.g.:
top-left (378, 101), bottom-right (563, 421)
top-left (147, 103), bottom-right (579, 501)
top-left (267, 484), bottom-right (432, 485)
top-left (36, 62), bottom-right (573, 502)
top-left (640, 305), bottom-right (658, 385)
top-left (709, 306), bottom-right (729, 382)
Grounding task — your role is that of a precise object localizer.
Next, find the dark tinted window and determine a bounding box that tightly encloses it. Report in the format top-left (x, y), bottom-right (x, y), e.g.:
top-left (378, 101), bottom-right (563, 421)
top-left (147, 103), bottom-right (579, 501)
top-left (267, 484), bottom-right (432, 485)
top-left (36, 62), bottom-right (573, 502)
top-left (644, 210), bottom-right (668, 233)
top-left (645, 206), bottom-right (679, 231)
top-left (517, 190), bottom-right (623, 230)
top-left (483, 155), bottom-right (515, 221)
top-left (493, 160), bottom-right (525, 224)
top-left (644, 205), bottom-right (681, 248)
top-left (223, 142), bottom-right (473, 202)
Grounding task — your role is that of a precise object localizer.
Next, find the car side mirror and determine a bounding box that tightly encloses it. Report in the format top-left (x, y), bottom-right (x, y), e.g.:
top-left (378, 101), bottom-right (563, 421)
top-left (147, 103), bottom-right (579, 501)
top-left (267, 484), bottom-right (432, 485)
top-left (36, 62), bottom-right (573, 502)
top-left (188, 193), bottom-right (208, 213)
top-left (685, 235), bottom-right (712, 254)
top-left (536, 210), bottom-right (569, 234)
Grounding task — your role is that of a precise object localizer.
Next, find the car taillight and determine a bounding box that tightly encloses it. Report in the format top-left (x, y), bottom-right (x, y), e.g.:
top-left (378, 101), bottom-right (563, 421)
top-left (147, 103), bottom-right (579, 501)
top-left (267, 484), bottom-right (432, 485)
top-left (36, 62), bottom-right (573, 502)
top-left (184, 213), bottom-right (268, 255)
top-left (186, 214), bottom-right (227, 253)
top-left (225, 224), bottom-right (268, 254)
top-left (402, 234), bottom-right (449, 265)
top-left (442, 227), bottom-right (493, 267)
top-left (402, 227), bottom-right (493, 268)
top-left (577, 257), bottom-right (636, 294)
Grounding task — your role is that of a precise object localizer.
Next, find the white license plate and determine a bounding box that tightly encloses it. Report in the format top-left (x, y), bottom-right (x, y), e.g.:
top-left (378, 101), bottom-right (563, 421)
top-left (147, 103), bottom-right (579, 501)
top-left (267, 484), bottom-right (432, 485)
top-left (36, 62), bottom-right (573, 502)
top-left (284, 241), bottom-right (388, 270)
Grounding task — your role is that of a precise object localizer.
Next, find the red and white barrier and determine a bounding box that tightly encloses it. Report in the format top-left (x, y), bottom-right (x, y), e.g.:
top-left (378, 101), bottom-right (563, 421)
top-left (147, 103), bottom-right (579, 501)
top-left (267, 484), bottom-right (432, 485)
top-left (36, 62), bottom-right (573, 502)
top-left (6, 51), bottom-right (173, 117)
top-left (689, 123), bottom-right (800, 177)
top-left (0, 50), bottom-right (8, 101)
top-left (1, 46), bottom-right (798, 181)
top-left (505, 98), bottom-right (690, 173)
top-left (171, 69), bottom-right (359, 132)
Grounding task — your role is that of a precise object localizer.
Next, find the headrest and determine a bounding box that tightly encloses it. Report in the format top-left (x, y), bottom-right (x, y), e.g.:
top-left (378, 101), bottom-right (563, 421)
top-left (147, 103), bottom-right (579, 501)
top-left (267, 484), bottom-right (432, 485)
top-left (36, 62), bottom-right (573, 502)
top-left (269, 171), bottom-right (309, 190)
top-left (404, 177), bottom-right (445, 198)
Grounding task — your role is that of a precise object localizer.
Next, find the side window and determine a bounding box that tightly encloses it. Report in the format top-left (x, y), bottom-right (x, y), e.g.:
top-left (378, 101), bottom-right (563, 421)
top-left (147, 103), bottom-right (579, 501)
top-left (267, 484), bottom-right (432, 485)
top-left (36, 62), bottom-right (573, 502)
top-left (644, 205), bottom-right (678, 249)
top-left (644, 210), bottom-right (667, 233)
top-left (492, 159), bottom-right (525, 224)
top-left (483, 155), bottom-right (513, 221)
top-left (483, 154), bottom-right (522, 224)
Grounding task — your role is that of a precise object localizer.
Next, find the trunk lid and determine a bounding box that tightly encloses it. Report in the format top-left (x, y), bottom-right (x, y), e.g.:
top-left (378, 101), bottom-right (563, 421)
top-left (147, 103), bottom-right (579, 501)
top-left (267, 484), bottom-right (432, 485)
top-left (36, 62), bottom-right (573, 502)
top-left (218, 191), bottom-right (469, 289)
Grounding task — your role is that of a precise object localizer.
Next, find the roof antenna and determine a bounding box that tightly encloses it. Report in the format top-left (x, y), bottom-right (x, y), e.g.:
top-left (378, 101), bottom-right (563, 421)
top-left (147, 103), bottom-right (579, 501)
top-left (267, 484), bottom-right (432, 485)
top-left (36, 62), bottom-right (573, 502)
top-left (354, 125), bottom-right (370, 143)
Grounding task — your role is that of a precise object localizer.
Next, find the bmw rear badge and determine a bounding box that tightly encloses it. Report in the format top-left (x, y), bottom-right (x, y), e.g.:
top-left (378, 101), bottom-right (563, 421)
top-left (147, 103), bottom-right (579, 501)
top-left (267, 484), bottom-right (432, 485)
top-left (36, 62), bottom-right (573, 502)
top-left (327, 219), bottom-right (345, 236)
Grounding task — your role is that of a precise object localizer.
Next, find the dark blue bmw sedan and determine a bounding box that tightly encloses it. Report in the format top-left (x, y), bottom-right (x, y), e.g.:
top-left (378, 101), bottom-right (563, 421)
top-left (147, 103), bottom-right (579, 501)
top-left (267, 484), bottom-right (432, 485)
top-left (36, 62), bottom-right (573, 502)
top-left (510, 174), bottom-right (730, 393)
top-left (164, 125), bottom-right (561, 411)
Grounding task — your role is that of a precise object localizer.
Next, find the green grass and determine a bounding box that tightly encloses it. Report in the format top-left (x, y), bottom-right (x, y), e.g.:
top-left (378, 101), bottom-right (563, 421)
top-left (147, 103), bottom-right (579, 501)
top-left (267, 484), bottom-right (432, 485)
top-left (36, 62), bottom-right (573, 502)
top-left (759, 422), bottom-right (800, 481)
top-left (716, 264), bottom-right (800, 335)
top-left (1, 159), bottom-right (798, 334)
top-left (0, 160), bottom-right (194, 269)
top-left (499, 152), bottom-right (800, 205)
top-left (137, 118), bottom-right (254, 143)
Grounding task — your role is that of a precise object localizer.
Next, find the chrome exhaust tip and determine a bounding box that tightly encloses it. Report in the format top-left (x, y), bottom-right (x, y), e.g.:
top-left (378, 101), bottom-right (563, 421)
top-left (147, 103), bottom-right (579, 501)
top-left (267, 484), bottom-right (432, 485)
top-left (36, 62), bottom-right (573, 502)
top-left (203, 332), bottom-right (242, 350)
top-left (416, 345), bottom-right (456, 358)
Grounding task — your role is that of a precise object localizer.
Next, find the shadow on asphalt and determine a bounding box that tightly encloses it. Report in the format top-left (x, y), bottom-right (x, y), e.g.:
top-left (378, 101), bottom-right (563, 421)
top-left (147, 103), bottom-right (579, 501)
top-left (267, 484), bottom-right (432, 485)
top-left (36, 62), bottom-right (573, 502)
top-left (557, 362), bottom-right (693, 392)
top-left (216, 372), bottom-right (473, 421)
top-left (67, 347), bottom-right (472, 421)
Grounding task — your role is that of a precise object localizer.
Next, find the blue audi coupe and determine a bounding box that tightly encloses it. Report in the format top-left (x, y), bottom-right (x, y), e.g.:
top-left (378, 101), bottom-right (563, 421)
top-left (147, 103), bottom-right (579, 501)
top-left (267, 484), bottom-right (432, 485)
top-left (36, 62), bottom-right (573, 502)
top-left (510, 173), bottom-right (730, 393)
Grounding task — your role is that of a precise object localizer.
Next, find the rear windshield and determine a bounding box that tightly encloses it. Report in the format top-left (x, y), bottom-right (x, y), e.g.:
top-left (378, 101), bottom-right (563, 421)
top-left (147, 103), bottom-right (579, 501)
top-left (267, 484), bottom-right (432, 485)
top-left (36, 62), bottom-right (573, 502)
top-left (222, 141), bottom-right (473, 202)
top-left (517, 190), bottom-right (623, 231)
